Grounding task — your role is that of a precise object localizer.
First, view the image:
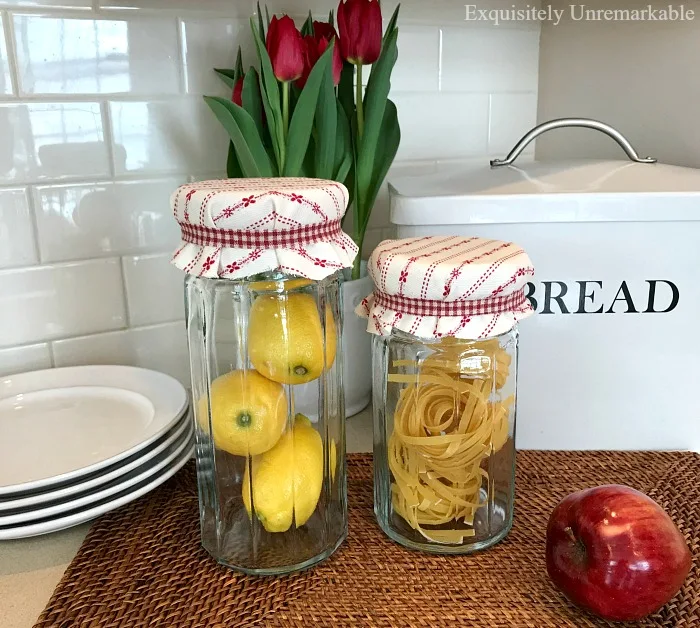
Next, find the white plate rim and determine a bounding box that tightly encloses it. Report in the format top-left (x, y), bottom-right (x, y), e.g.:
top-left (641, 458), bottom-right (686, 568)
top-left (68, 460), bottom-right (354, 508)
top-left (0, 439), bottom-right (194, 540)
top-left (0, 365), bottom-right (188, 495)
top-left (0, 422), bottom-right (193, 525)
top-left (0, 412), bottom-right (191, 512)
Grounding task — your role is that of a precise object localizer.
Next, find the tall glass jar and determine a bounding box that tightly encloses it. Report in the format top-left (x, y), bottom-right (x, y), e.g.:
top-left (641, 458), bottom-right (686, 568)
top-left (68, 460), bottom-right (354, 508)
top-left (186, 272), bottom-right (346, 574)
top-left (358, 236), bottom-right (535, 554)
top-left (171, 178), bottom-right (357, 574)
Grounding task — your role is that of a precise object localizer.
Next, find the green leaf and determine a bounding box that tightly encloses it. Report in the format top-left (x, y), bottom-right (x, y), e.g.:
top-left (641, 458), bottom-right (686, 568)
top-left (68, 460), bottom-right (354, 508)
top-left (204, 96), bottom-right (274, 177)
top-left (234, 47), bottom-right (244, 82)
top-left (256, 1), bottom-right (266, 39)
top-left (227, 142), bottom-right (242, 178)
top-left (355, 27), bottom-right (398, 222)
top-left (334, 101), bottom-right (353, 184)
top-left (265, 5), bottom-right (271, 27)
top-left (251, 17), bottom-right (284, 172)
top-left (338, 62), bottom-right (355, 126)
top-left (214, 68), bottom-right (236, 89)
top-left (301, 138), bottom-right (315, 178)
top-left (383, 4), bottom-right (401, 44)
top-left (301, 10), bottom-right (314, 36)
top-left (242, 68), bottom-right (265, 141)
top-left (328, 9), bottom-right (334, 26)
top-left (283, 43), bottom-right (333, 177)
top-left (314, 41), bottom-right (338, 179)
top-left (359, 98), bottom-right (399, 235)
top-left (255, 70), bottom-right (281, 169)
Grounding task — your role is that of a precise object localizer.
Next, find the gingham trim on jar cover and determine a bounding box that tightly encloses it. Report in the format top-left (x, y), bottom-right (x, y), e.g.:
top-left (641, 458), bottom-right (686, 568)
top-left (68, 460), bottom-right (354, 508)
top-left (357, 236), bottom-right (535, 340)
top-left (170, 178), bottom-right (358, 280)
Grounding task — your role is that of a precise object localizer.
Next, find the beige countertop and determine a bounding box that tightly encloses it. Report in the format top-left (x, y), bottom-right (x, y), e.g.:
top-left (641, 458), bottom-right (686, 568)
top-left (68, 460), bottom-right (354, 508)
top-left (0, 407), bottom-right (374, 628)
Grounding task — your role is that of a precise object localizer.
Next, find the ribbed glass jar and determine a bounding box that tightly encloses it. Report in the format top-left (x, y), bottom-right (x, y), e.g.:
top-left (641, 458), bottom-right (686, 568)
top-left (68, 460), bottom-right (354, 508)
top-left (186, 271), bottom-right (347, 575)
top-left (373, 328), bottom-right (518, 554)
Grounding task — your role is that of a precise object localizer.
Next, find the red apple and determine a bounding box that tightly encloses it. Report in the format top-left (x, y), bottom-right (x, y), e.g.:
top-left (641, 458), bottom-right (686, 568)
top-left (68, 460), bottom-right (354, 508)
top-left (546, 484), bottom-right (691, 622)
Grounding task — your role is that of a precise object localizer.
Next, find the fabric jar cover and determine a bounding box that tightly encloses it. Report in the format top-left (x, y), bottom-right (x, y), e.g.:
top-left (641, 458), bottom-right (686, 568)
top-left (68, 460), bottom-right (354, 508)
top-left (357, 236), bottom-right (535, 339)
top-left (170, 178), bottom-right (358, 280)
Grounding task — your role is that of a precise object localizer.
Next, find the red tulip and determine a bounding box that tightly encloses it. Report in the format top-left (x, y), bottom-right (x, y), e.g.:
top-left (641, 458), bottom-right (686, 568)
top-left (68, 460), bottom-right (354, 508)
top-left (297, 23), bottom-right (342, 89)
top-left (337, 0), bottom-right (382, 65)
top-left (313, 20), bottom-right (337, 42)
top-left (231, 75), bottom-right (244, 107)
top-left (266, 15), bottom-right (305, 82)
top-left (314, 22), bottom-right (343, 85)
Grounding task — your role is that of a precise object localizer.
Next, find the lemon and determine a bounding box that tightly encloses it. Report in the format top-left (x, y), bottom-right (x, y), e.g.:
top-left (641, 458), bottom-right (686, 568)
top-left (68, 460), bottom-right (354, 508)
top-left (330, 438), bottom-right (337, 482)
top-left (242, 414), bottom-right (324, 532)
top-left (248, 278), bottom-right (313, 292)
top-left (201, 370), bottom-right (287, 457)
top-left (248, 293), bottom-right (337, 385)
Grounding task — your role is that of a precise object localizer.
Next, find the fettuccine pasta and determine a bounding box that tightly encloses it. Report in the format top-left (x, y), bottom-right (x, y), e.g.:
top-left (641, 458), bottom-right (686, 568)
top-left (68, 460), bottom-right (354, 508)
top-left (387, 339), bottom-right (513, 544)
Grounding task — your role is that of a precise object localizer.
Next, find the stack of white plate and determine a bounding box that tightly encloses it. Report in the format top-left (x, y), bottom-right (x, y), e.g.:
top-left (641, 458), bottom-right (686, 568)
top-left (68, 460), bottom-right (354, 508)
top-left (0, 365), bottom-right (193, 540)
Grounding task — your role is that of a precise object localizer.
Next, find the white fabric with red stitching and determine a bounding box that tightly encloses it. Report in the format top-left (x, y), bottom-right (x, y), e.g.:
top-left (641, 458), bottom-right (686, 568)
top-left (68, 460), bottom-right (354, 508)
top-left (357, 236), bottom-right (535, 340)
top-left (170, 178), bottom-right (358, 280)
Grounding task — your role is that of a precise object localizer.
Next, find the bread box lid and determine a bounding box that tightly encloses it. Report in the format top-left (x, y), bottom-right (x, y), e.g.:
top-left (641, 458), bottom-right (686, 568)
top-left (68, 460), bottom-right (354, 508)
top-left (390, 159), bottom-right (700, 226)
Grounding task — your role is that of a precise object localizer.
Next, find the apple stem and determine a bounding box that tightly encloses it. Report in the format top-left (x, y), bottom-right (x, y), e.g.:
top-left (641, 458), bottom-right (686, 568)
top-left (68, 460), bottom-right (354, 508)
top-left (564, 526), bottom-right (577, 544)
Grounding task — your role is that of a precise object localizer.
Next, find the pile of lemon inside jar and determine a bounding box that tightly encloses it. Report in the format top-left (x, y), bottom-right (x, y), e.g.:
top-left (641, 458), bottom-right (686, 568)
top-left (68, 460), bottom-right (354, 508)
top-left (171, 178), bottom-right (357, 575)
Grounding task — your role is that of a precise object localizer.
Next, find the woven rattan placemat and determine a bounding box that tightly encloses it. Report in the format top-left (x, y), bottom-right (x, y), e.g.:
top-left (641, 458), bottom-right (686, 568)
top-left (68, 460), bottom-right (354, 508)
top-left (36, 451), bottom-right (699, 627)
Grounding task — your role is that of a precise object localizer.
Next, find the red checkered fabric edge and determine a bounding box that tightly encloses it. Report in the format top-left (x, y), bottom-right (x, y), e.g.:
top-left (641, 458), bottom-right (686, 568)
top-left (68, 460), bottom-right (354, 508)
top-left (373, 289), bottom-right (529, 317)
top-left (179, 220), bottom-right (342, 248)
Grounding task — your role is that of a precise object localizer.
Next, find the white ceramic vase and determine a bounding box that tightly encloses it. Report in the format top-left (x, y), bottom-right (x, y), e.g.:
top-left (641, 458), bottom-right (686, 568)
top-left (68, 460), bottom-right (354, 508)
top-left (340, 263), bottom-right (373, 417)
top-left (293, 263), bottom-right (373, 420)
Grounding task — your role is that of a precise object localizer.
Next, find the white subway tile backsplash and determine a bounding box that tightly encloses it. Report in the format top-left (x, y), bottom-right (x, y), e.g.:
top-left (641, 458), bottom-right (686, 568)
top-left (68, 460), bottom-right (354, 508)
top-left (109, 98), bottom-right (228, 175)
top-left (0, 258), bottom-right (126, 348)
top-left (99, 0), bottom-right (255, 13)
top-left (0, 188), bottom-right (37, 268)
top-left (489, 92), bottom-right (538, 154)
top-left (0, 0), bottom-right (90, 8)
top-left (33, 178), bottom-right (184, 263)
top-left (13, 15), bottom-right (181, 96)
top-left (440, 27), bottom-right (540, 92)
top-left (0, 102), bottom-right (109, 184)
top-left (391, 25), bottom-right (439, 92)
top-left (181, 18), bottom-right (253, 97)
top-left (392, 92), bottom-right (489, 160)
top-left (0, 343), bottom-right (51, 377)
top-left (1, 13), bottom-right (12, 95)
top-left (52, 321), bottom-right (189, 386)
top-left (122, 253), bottom-right (185, 326)
top-left (0, 0), bottom-right (540, 367)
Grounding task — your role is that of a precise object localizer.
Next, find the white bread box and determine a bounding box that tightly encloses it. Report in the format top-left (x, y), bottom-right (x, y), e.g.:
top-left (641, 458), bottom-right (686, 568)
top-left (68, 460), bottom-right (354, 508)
top-left (388, 119), bottom-right (700, 452)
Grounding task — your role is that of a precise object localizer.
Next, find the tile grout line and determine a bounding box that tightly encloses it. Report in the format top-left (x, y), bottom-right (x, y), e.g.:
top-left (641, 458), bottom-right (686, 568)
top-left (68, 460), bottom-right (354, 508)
top-left (118, 256), bottom-right (132, 328)
top-left (2, 9), bottom-right (21, 97)
top-left (175, 16), bottom-right (188, 95)
top-left (99, 99), bottom-right (118, 178)
top-left (437, 26), bottom-right (443, 92)
top-left (22, 183), bottom-right (44, 268)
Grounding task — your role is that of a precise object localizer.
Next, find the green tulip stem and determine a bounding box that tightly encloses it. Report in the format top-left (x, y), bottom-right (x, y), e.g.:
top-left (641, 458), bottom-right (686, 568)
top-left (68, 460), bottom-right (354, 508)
top-left (355, 64), bottom-right (364, 137)
top-left (282, 81), bottom-right (290, 166)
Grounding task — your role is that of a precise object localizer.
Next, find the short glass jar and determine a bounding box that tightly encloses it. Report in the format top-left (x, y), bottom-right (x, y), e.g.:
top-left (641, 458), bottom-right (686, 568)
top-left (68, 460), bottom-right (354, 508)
top-left (372, 328), bottom-right (518, 553)
top-left (186, 272), bottom-right (347, 575)
top-left (358, 235), bottom-right (535, 554)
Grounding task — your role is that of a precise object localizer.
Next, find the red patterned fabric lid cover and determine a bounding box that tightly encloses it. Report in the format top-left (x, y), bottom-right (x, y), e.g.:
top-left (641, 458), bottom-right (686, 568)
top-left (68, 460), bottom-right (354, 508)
top-left (170, 178), bottom-right (357, 280)
top-left (357, 236), bottom-right (535, 339)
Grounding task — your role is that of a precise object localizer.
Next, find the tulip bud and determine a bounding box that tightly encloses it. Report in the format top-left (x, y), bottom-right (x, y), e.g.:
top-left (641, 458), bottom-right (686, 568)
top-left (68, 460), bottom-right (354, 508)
top-left (231, 76), bottom-right (244, 107)
top-left (297, 25), bottom-right (342, 89)
top-left (266, 15), bottom-right (305, 82)
top-left (337, 0), bottom-right (382, 66)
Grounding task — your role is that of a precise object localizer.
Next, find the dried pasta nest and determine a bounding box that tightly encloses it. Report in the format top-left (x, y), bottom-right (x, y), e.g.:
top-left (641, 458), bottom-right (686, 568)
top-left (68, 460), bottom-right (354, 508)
top-left (388, 340), bottom-right (513, 545)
